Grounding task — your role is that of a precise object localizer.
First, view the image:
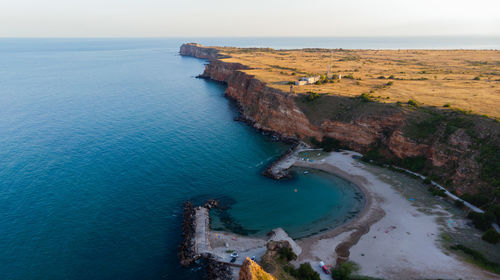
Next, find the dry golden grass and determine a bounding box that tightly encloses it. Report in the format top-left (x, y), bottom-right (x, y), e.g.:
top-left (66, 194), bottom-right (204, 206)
top-left (213, 47), bottom-right (500, 118)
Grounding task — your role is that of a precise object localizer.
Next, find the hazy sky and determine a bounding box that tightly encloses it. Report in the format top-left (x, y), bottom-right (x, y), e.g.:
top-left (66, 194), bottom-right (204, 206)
top-left (1, 0), bottom-right (499, 37)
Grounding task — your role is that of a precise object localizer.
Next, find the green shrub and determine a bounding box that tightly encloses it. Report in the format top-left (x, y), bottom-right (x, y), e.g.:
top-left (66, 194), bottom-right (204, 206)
top-left (428, 186), bottom-right (447, 197)
top-left (386, 81), bottom-right (393, 86)
top-left (278, 246), bottom-right (297, 262)
top-left (400, 156), bottom-right (426, 172)
top-left (423, 178), bottom-right (432, 184)
top-left (482, 228), bottom-right (500, 244)
top-left (377, 76), bottom-right (386, 79)
top-left (287, 263), bottom-right (320, 280)
top-left (307, 91), bottom-right (320, 101)
top-left (406, 114), bottom-right (444, 140)
top-left (450, 244), bottom-right (500, 274)
top-left (312, 137), bottom-right (343, 152)
top-left (361, 148), bottom-right (387, 164)
top-left (477, 144), bottom-right (500, 188)
top-left (407, 99), bottom-right (418, 107)
top-left (359, 93), bottom-right (372, 102)
top-left (461, 193), bottom-right (491, 208)
top-left (454, 199), bottom-right (465, 208)
top-left (473, 76), bottom-right (481, 80)
top-left (488, 205), bottom-right (500, 224)
top-left (443, 103), bottom-right (451, 107)
top-left (332, 261), bottom-right (359, 280)
top-left (468, 212), bottom-right (495, 231)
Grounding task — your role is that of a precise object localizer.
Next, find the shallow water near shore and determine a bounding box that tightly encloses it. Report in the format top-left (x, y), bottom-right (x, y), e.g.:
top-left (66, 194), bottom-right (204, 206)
top-left (1, 37), bottom-right (496, 280)
top-left (210, 167), bottom-right (363, 239)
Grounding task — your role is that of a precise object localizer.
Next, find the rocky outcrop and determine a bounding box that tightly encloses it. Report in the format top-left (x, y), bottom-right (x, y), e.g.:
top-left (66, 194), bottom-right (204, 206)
top-left (179, 43), bottom-right (221, 60)
top-left (239, 258), bottom-right (276, 280)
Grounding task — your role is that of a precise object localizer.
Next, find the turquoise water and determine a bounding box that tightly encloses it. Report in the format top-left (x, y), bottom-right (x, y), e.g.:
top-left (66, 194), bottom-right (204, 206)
top-left (0, 38), bottom-right (364, 280)
top-left (1, 37), bottom-right (496, 280)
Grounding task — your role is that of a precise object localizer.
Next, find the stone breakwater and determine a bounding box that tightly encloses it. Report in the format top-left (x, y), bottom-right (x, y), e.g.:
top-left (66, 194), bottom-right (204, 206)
top-left (261, 142), bottom-right (309, 180)
top-left (178, 200), bottom-right (220, 266)
top-left (178, 198), bottom-right (304, 279)
top-left (178, 200), bottom-right (233, 280)
top-left (178, 201), bottom-right (196, 266)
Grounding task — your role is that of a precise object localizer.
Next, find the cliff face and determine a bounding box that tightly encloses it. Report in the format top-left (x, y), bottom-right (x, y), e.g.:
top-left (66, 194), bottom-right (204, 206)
top-left (179, 43), bottom-right (220, 60)
top-left (239, 258), bottom-right (276, 280)
top-left (179, 43), bottom-right (497, 195)
top-left (180, 44), bottom-right (431, 154)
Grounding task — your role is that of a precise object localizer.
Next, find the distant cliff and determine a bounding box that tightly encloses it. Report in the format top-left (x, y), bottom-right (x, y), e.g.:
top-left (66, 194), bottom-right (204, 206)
top-left (180, 43), bottom-right (500, 203)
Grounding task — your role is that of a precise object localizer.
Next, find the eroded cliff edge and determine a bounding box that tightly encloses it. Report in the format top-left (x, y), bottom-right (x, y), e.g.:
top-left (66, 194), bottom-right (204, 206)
top-left (179, 43), bottom-right (500, 199)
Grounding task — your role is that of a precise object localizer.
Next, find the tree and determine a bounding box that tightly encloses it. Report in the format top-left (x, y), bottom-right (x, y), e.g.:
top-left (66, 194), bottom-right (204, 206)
top-left (332, 261), bottom-right (359, 280)
top-left (482, 228), bottom-right (500, 244)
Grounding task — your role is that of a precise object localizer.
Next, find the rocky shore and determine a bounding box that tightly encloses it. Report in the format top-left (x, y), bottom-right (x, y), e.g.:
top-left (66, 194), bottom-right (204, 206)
top-left (203, 258), bottom-right (233, 280)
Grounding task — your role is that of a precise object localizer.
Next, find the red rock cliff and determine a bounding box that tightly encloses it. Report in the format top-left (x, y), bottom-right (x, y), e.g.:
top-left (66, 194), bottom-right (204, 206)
top-left (179, 43), bottom-right (496, 195)
top-left (180, 43), bottom-right (423, 153)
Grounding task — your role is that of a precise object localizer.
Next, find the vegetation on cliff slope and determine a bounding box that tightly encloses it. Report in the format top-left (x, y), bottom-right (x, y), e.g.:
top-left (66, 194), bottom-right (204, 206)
top-left (260, 241), bottom-right (319, 280)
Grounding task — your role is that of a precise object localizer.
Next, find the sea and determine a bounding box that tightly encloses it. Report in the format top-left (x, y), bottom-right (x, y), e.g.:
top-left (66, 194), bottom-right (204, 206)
top-left (0, 37), bottom-right (498, 280)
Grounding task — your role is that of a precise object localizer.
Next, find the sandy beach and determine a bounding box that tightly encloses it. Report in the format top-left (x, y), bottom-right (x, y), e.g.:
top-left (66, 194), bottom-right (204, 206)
top-left (292, 150), bottom-right (499, 280)
top-left (191, 148), bottom-right (499, 280)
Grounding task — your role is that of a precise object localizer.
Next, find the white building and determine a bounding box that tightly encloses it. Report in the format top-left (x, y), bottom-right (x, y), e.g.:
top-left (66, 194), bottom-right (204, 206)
top-left (295, 75), bottom-right (321, 85)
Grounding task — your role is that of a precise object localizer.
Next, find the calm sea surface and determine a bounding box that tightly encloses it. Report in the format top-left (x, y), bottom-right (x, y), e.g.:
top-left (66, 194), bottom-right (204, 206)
top-left (0, 37), bottom-right (497, 280)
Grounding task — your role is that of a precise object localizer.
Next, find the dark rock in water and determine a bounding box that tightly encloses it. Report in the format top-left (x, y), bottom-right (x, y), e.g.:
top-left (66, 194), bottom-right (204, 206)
top-left (204, 199), bottom-right (219, 209)
top-left (203, 257), bottom-right (233, 280)
top-left (178, 201), bottom-right (196, 266)
top-left (210, 207), bottom-right (257, 236)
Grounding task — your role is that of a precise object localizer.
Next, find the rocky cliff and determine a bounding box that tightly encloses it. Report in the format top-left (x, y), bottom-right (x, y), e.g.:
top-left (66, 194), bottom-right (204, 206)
top-left (179, 43), bottom-right (500, 198)
top-left (239, 258), bottom-right (276, 280)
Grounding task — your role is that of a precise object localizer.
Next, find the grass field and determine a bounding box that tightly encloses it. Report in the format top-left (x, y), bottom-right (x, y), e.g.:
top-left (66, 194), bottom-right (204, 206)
top-left (213, 47), bottom-right (500, 118)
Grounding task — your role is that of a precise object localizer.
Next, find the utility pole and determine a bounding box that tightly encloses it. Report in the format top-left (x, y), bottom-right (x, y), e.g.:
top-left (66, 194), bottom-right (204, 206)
top-left (327, 50), bottom-right (333, 79)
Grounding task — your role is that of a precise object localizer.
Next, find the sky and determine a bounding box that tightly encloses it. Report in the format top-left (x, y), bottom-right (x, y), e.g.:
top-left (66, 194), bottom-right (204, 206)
top-left (0, 0), bottom-right (499, 37)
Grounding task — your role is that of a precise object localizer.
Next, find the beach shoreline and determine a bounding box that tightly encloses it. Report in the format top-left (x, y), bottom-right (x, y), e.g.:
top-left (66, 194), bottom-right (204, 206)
top-left (288, 150), bottom-right (499, 279)
top-left (184, 148), bottom-right (499, 279)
